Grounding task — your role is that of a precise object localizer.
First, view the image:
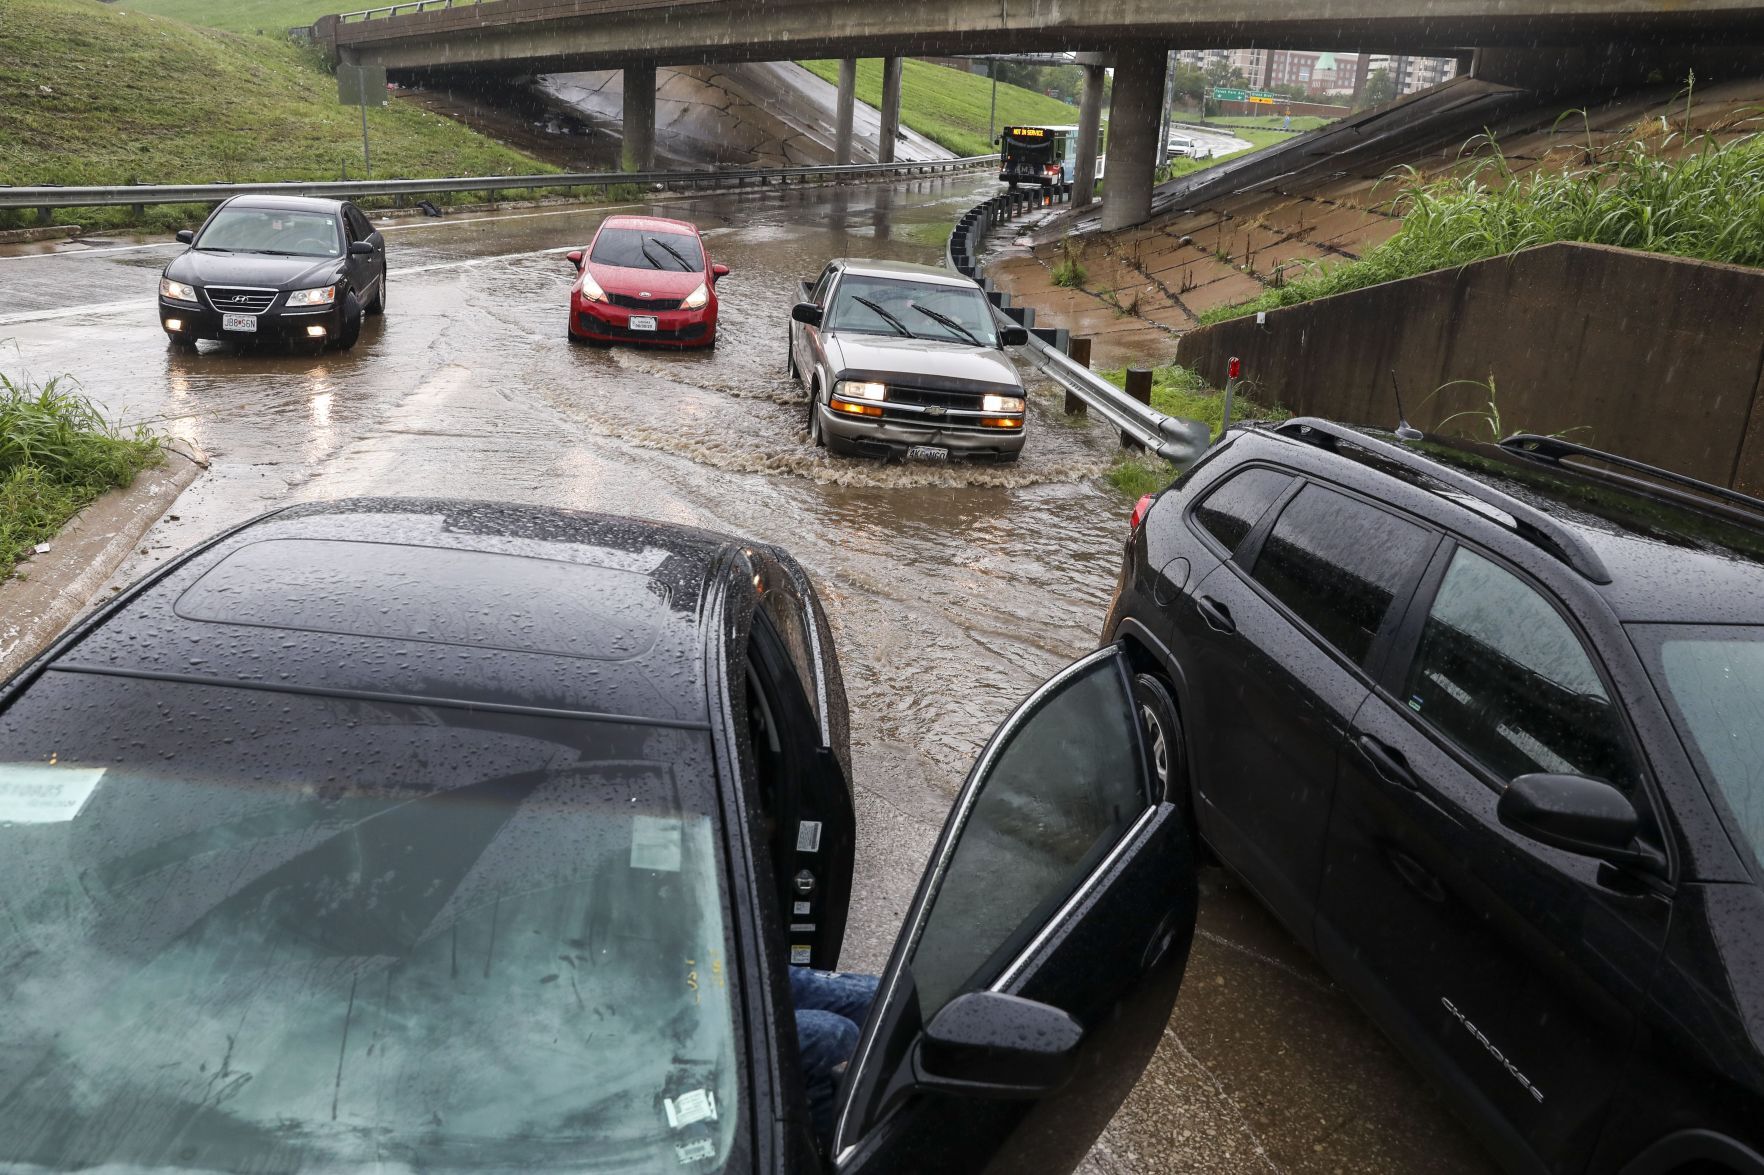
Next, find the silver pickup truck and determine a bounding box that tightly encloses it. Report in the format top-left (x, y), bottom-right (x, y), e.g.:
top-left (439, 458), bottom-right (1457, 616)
top-left (788, 259), bottom-right (1030, 462)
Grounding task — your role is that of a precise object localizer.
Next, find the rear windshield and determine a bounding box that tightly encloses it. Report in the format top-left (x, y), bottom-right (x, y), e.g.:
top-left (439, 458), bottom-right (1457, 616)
top-left (195, 207), bottom-right (342, 258)
top-left (0, 671), bottom-right (744, 1174)
top-left (590, 228), bottom-right (705, 272)
top-left (1631, 623), bottom-right (1764, 875)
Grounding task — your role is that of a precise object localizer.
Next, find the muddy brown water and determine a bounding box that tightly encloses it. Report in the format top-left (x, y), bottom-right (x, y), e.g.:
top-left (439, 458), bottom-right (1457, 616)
top-left (0, 174), bottom-right (1494, 1174)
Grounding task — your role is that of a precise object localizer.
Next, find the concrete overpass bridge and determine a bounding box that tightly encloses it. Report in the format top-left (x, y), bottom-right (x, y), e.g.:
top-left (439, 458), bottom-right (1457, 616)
top-left (317, 0), bottom-right (1764, 227)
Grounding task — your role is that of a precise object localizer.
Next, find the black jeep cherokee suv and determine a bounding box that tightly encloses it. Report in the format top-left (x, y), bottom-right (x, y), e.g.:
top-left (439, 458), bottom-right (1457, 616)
top-left (1103, 418), bottom-right (1764, 1175)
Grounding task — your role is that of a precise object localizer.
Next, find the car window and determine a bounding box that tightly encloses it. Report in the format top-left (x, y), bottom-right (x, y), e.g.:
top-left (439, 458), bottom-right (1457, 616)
top-left (194, 207), bottom-right (342, 257)
top-left (825, 274), bottom-right (999, 347)
top-left (1404, 548), bottom-right (1637, 790)
top-left (1632, 624), bottom-right (1764, 871)
top-left (1251, 484), bottom-right (1435, 664)
top-left (346, 206), bottom-right (373, 240)
top-left (906, 656), bottom-right (1146, 1021)
top-left (590, 227), bottom-right (705, 272)
top-left (810, 264), bottom-right (837, 305)
top-left (762, 591), bottom-right (820, 725)
top-left (1192, 466), bottom-right (1294, 556)
top-left (0, 671), bottom-right (745, 1174)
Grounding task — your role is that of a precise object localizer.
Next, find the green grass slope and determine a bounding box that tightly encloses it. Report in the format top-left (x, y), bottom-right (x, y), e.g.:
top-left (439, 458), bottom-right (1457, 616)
top-left (1, 0), bottom-right (553, 228)
top-left (800, 59), bottom-right (1080, 158)
top-left (114, 0), bottom-right (354, 34)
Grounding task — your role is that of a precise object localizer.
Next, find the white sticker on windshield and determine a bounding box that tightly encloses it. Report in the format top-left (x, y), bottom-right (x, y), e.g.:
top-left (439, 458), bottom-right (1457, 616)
top-left (796, 820), bottom-right (822, 853)
top-left (675, 1139), bottom-right (717, 1164)
top-left (0, 766), bottom-right (105, 824)
top-left (664, 1088), bottom-right (718, 1128)
top-left (630, 815), bottom-right (683, 872)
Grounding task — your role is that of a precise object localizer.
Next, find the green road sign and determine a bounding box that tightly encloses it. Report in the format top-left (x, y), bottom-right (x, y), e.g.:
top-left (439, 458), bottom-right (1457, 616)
top-left (1211, 87), bottom-right (1246, 102)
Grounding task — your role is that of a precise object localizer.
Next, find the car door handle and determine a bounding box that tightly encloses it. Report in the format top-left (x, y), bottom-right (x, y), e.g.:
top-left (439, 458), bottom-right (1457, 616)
top-left (1195, 595), bottom-right (1235, 634)
top-left (1354, 734), bottom-right (1419, 790)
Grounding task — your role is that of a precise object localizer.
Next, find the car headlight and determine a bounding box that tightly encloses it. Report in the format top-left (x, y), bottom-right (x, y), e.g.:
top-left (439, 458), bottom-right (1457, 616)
top-left (578, 271), bottom-right (607, 303)
top-left (287, 286), bottom-right (337, 307)
top-left (159, 278), bottom-right (197, 303)
top-left (681, 282), bottom-right (710, 310)
top-left (835, 380), bottom-right (887, 402)
top-left (982, 393), bottom-right (1025, 413)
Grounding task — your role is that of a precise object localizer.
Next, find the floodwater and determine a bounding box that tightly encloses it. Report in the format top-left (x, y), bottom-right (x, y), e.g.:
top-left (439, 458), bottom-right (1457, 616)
top-left (0, 173), bottom-right (1494, 1175)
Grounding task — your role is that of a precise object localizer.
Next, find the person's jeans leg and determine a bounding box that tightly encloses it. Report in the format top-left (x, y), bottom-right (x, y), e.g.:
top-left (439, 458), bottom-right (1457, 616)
top-left (796, 1008), bottom-right (859, 1150)
top-left (789, 967), bottom-right (881, 1024)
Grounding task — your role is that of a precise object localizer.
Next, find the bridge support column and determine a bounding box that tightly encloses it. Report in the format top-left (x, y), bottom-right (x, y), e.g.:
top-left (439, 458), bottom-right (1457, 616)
top-left (835, 58), bottom-right (858, 165)
top-left (1101, 45), bottom-right (1164, 232)
top-left (622, 61), bottom-right (656, 172)
top-left (878, 56), bottom-right (903, 164)
top-left (1072, 61), bottom-right (1105, 208)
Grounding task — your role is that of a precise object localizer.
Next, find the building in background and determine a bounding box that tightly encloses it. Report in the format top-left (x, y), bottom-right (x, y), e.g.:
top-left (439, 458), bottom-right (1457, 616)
top-left (1174, 48), bottom-right (1459, 99)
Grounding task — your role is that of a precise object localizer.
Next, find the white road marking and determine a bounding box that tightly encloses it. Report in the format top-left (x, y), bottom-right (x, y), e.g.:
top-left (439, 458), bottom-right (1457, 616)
top-left (0, 299), bottom-right (146, 326)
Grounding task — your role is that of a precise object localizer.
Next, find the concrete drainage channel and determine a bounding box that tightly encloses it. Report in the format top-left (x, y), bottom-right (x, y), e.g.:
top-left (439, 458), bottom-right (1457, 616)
top-left (946, 187), bottom-right (1210, 467)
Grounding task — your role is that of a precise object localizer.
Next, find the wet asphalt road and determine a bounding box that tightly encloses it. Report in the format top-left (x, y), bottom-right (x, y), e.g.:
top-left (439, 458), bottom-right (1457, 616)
top-left (0, 174), bottom-right (1496, 1174)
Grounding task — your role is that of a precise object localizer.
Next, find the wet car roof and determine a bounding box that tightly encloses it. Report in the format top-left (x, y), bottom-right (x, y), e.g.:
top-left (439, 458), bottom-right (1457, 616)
top-left (601, 214), bottom-right (700, 234)
top-left (54, 499), bottom-right (743, 726)
top-left (835, 257), bottom-right (975, 286)
top-left (222, 195), bottom-right (349, 213)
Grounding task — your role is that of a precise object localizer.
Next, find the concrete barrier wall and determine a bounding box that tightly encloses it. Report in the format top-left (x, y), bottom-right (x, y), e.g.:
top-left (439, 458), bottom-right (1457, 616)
top-left (1173, 242), bottom-right (1764, 494)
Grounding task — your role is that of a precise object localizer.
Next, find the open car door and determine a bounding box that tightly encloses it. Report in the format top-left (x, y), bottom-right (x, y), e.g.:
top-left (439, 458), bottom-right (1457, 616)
top-left (832, 645), bottom-right (1197, 1174)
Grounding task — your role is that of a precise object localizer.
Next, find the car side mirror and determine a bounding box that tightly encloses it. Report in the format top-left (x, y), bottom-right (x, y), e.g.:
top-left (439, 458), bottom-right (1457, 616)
top-left (1497, 773), bottom-right (1663, 871)
top-left (911, 991), bottom-right (1083, 1098)
top-left (712, 262), bottom-right (730, 281)
top-left (348, 240), bottom-right (375, 256)
top-left (566, 249), bottom-right (583, 269)
top-left (1000, 326), bottom-right (1028, 347)
top-left (791, 302), bottom-right (823, 327)
top-left (176, 230), bottom-right (194, 244)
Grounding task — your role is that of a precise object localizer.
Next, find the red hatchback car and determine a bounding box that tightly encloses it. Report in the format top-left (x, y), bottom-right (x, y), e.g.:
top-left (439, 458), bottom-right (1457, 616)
top-left (566, 214), bottom-right (728, 348)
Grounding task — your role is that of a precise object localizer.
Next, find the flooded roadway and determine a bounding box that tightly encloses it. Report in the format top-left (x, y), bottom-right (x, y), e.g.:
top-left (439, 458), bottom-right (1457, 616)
top-left (0, 174), bottom-right (1494, 1175)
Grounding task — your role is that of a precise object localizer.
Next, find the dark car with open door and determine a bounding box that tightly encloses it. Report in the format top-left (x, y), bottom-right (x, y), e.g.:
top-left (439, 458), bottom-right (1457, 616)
top-left (0, 498), bottom-right (1195, 1173)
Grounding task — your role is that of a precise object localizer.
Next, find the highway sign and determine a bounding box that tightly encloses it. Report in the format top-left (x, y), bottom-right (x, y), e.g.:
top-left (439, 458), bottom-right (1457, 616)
top-left (1211, 87), bottom-right (1247, 102)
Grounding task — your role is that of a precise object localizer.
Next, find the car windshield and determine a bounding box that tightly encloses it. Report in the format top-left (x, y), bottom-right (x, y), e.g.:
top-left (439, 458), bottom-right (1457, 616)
top-left (1631, 623), bottom-right (1764, 874)
top-left (826, 275), bottom-right (998, 346)
top-left (590, 228), bottom-right (704, 272)
top-left (194, 208), bottom-right (342, 257)
top-left (0, 671), bottom-right (744, 1174)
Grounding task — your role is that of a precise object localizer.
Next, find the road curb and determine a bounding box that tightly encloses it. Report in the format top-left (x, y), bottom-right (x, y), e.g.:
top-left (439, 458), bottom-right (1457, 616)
top-left (0, 444), bottom-right (207, 682)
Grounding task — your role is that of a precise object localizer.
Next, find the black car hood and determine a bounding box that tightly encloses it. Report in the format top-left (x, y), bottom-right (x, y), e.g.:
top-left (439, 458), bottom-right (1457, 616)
top-left (164, 249), bottom-right (344, 290)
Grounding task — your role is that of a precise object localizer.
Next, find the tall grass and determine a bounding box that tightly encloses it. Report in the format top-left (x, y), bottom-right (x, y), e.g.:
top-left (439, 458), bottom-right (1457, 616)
top-left (0, 374), bottom-right (162, 579)
top-left (1201, 108), bottom-right (1764, 324)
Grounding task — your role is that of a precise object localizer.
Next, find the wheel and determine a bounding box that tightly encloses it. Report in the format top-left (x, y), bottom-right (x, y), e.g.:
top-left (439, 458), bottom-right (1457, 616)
top-left (787, 341), bottom-right (799, 382)
top-left (1132, 672), bottom-right (1188, 814)
top-left (566, 326), bottom-right (584, 345)
top-left (166, 334), bottom-right (196, 352)
top-left (808, 384), bottom-right (825, 447)
top-left (995, 450), bottom-right (1022, 464)
top-left (334, 291), bottom-right (363, 350)
top-left (366, 266), bottom-right (386, 315)
top-left (824, 430), bottom-right (865, 458)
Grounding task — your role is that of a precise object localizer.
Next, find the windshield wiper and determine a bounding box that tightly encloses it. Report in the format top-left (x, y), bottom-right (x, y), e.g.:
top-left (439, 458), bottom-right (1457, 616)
top-left (850, 296), bottom-right (911, 337)
top-left (638, 241), bottom-right (669, 270)
top-left (647, 236), bottom-right (695, 271)
top-left (909, 302), bottom-right (984, 346)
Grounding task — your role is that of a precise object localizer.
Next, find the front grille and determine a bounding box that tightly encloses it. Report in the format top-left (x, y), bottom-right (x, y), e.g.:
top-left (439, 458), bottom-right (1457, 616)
top-left (608, 293), bottom-right (685, 311)
top-left (889, 386), bottom-right (984, 411)
top-left (205, 286), bottom-right (278, 313)
top-left (580, 313), bottom-right (706, 341)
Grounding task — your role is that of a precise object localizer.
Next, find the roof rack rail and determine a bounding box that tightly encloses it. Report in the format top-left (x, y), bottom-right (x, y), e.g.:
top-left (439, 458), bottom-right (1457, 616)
top-left (1499, 434), bottom-right (1764, 517)
top-left (1271, 418), bottom-right (1612, 584)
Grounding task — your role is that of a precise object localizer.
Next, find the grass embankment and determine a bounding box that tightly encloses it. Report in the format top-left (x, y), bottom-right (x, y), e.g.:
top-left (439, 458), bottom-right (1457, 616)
top-left (1201, 120), bottom-right (1764, 325)
top-left (116, 0), bottom-right (351, 33)
top-left (0, 374), bottom-right (162, 580)
top-left (1099, 366), bottom-right (1290, 496)
top-left (799, 59), bottom-right (1079, 158)
top-left (0, 0), bottom-right (556, 230)
top-left (1199, 114), bottom-right (1337, 132)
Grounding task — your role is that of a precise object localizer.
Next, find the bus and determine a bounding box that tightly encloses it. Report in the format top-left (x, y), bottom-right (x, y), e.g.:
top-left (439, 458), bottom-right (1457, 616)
top-left (998, 125), bottom-right (1080, 188)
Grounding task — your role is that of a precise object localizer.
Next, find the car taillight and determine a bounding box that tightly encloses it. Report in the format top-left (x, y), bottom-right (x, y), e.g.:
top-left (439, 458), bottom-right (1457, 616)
top-left (1130, 493), bottom-right (1154, 532)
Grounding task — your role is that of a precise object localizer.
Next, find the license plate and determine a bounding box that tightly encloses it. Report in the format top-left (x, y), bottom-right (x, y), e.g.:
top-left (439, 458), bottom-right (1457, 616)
top-left (222, 314), bottom-right (257, 333)
top-left (906, 445), bottom-right (949, 462)
top-left (629, 315), bottom-right (657, 332)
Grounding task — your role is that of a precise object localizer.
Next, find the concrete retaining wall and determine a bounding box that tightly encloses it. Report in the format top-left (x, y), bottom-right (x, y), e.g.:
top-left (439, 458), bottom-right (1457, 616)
top-left (1173, 242), bottom-right (1764, 493)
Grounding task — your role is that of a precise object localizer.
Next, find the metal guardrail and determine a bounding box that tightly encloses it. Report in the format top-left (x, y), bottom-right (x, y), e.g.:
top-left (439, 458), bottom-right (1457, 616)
top-left (338, 0), bottom-right (500, 22)
top-left (946, 189), bottom-right (1209, 467)
top-left (0, 155), bottom-right (997, 215)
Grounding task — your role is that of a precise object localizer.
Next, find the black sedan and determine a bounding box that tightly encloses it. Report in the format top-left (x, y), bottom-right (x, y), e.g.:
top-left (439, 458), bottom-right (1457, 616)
top-left (158, 195), bottom-right (387, 351)
top-left (0, 499), bottom-right (1195, 1173)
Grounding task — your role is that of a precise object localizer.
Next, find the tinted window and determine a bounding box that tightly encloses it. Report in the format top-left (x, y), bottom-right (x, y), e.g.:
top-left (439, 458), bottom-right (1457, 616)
top-left (908, 656), bottom-right (1146, 1020)
top-left (1252, 485), bottom-right (1434, 664)
top-left (1405, 548), bottom-right (1635, 789)
top-left (590, 227), bottom-right (705, 272)
top-left (195, 207), bottom-right (341, 257)
top-left (1193, 467), bottom-right (1293, 555)
top-left (0, 672), bottom-right (743, 1173)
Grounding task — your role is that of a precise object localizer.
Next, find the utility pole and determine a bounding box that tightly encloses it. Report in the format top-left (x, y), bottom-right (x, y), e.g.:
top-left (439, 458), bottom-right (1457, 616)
top-left (1156, 49), bottom-right (1175, 169)
top-left (988, 60), bottom-right (998, 146)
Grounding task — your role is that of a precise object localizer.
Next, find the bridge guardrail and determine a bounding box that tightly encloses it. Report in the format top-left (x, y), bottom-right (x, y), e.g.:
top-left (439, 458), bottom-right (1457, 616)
top-left (946, 189), bottom-right (1208, 467)
top-left (0, 155), bottom-right (997, 215)
top-left (338, 0), bottom-right (499, 22)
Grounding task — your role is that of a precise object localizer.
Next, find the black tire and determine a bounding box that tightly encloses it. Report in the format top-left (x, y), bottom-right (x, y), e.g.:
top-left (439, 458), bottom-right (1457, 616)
top-left (824, 430), bottom-right (865, 458)
top-left (566, 326), bottom-right (584, 345)
top-left (334, 292), bottom-right (363, 350)
top-left (166, 334), bottom-right (197, 352)
top-left (787, 342), bottom-right (798, 382)
top-left (366, 267), bottom-right (386, 315)
top-left (1132, 672), bottom-right (1188, 814)
top-left (808, 384), bottom-right (825, 447)
top-left (995, 450), bottom-right (1022, 464)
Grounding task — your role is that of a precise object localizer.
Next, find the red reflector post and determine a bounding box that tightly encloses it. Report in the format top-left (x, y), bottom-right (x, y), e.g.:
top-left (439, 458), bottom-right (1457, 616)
top-left (1130, 493), bottom-right (1154, 532)
top-left (1227, 356), bottom-right (1242, 380)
